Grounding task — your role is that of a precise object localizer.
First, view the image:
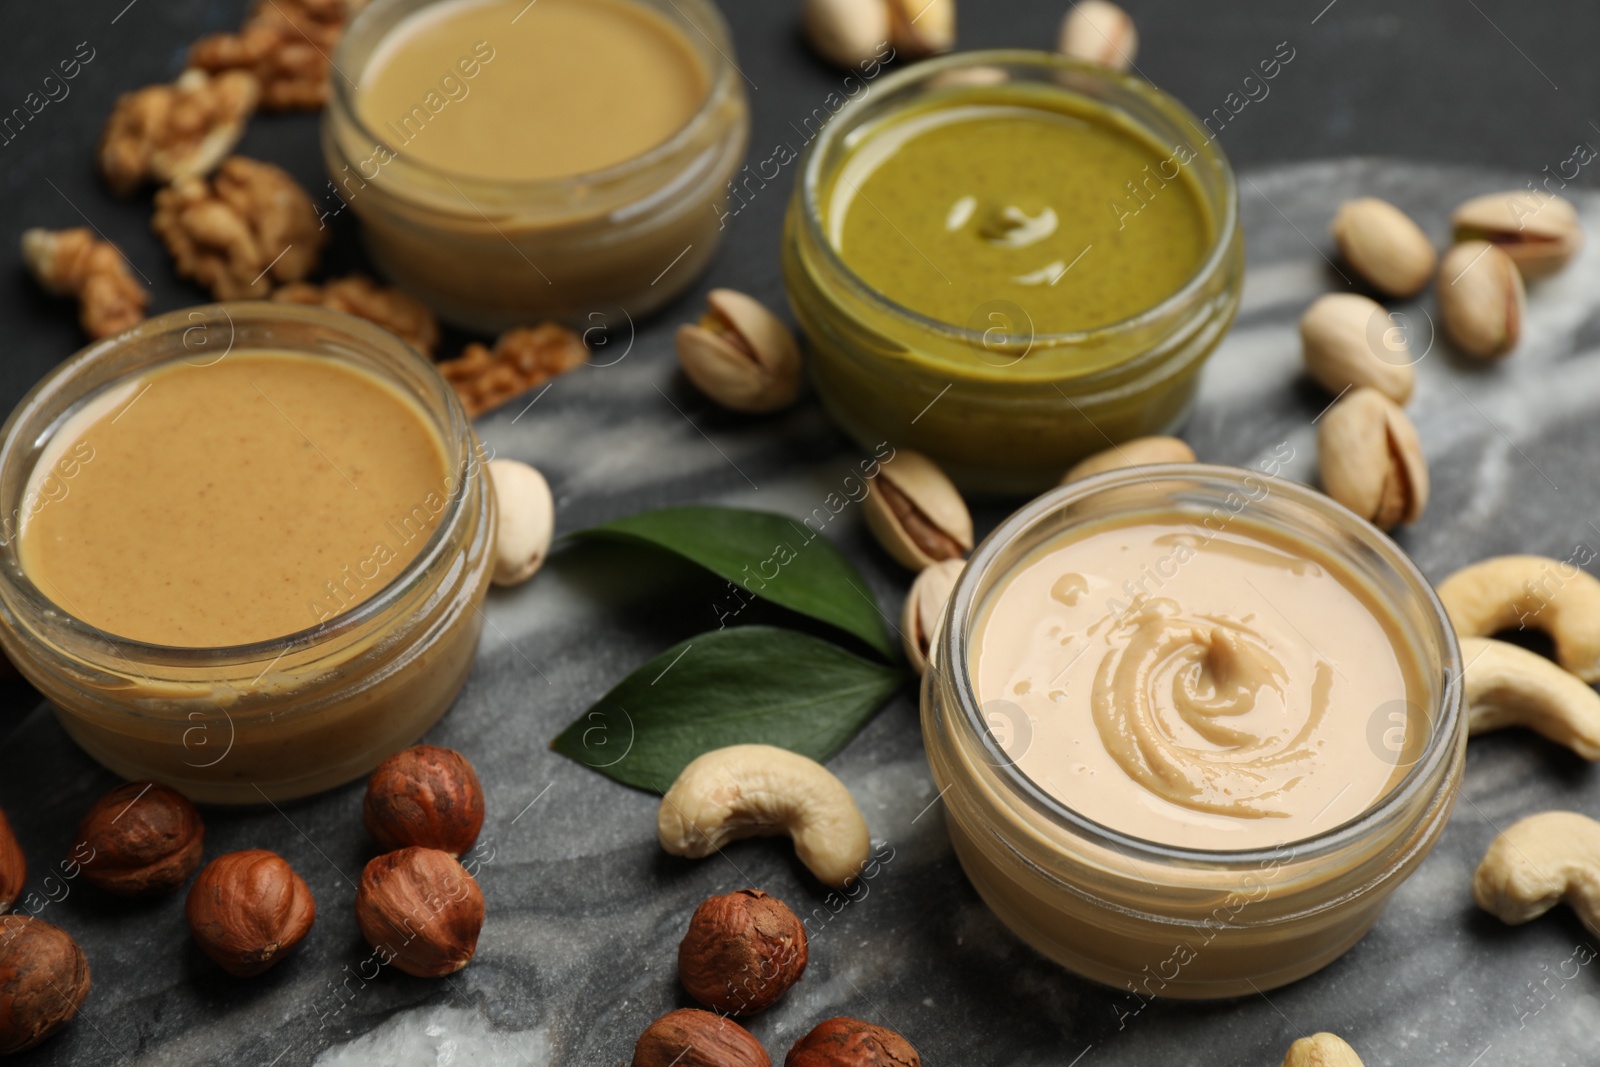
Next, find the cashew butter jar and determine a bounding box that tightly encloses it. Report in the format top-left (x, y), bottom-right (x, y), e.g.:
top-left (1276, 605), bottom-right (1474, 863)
top-left (0, 304), bottom-right (496, 804)
top-left (324, 0), bottom-right (751, 330)
top-left (783, 51), bottom-right (1244, 494)
top-left (922, 465), bottom-right (1464, 997)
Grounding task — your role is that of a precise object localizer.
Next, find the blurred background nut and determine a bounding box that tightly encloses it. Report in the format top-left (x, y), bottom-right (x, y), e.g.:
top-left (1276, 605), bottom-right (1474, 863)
top-left (0, 810), bottom-right (24, 914)
top-left (1298, 292), bottom-right (1414, 403)
top-left (185, 850), bottom-right (315, 977)
top-left (803, 0), bottom-right (891, 69)
top-left (901, 558), bottom-right (964, 674)
top-left (1061, 436), bottom-right (1196, 485)
top-left (1330, 197), bottom-right (1437, 298)
top-left (189, 0), bottom-right (354, 111)
top-left (1438, 240), bottom-right (1524, 359)
top-left (439, 323), bottom-right (589, 417)
top-left (679, 889), bottom-right (808, 1016)
top-left (633, 1008), bottom-right (771, 1067)
top-left (677, 289), bottom-right (803, 414)
top-left (97, 69), bottom-right (260, 196)
top-left (0, 917), bottom-right (91, 1055)
top-left (273, 275), bottom-right (440, 357)
top-left (862, 449), bottom-right (973, 570)
top-left (364, 745), bottom-right (485, 857)
top-left (1452, 191), bottom-right (1582, 279)
top-left (1058, 0), bottom-right (1138, 70)
top-left (75, 782), bottom-right (204, 897)
top-left (1317, 387), bottom-right (1428, 530)
top-left (888, 0), bottom-right (955, 57)
top-left (22, 228), bottom-right (149, 340)
top-left (785, 1016), bottom-right (922, 1067)
top-left (1282, 1033), bottom-right (1365, 1067)
top-left (487, 458), bottom-right (556, 587)
top-left (356, 847), bottom-right (484, 978)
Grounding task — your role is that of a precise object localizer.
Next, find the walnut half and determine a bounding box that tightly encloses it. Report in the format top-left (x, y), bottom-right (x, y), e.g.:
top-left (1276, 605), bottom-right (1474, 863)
top-left (189, 0), bottom-right (357, 111)
top-left (437, 325), bottom-right (589, 417)
top-left (98, 69), bottom-right (260, 197)
top-left (153, 156), bottom-right (325, 300)
top-left (273, 276), bottom-right (439, 357)
top-left (22, 228), bottom-right (149, 339)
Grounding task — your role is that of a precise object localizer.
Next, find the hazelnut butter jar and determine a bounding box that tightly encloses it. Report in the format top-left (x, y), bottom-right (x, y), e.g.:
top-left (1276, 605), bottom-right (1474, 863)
top-left (783, 51), bottom-right (1244, 493)
top-left (922, 466), bottom-right (1465, 997)
top-left (324, 0), bottom-right (751, 330)
top-left (0, 305), bottom-right (496, 803)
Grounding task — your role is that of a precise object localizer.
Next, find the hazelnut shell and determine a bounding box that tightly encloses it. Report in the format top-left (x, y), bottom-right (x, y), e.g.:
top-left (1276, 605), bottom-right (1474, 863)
top-left (679, 889), bottom-right (808, 1016)
top-left (185, 850), bottom-right (315, 977)
top-left (356, 847), bottom-right (484, 978)
top-left (0, 916), bottom-right (92, 1055)
top-left (785, 1017), bottom-right (922, 1067)
top-left (0, 810), bottom-right (25, 913)
top-left (75, 782), bottom-right (205, 897)
top-left (363, 745), bottom-right (485, 857)
top-left (632, 1008), bottom-right (771, 1067)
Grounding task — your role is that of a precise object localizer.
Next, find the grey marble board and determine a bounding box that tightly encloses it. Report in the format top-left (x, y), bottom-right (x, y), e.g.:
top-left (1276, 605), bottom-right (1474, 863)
top-left (4, 157), bottom-right (1600, 1066)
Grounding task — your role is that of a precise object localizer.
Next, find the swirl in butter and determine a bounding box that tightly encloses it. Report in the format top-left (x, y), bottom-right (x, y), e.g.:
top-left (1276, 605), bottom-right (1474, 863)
top-left (973, 519), bottom-right (1422, 849)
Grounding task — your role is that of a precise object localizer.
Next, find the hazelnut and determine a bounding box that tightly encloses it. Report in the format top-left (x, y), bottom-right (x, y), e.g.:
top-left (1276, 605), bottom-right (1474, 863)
top-left (363, 746), bottom-right (485, 857)
top-left (679, 889), bottom-right (808, 1016)
top-left (185, 850), bottom-right (315, 977)
top-left (0, 916), bottom-right (92, 1055)
top-left (632, 1008), bottom-right (771, 1067)
top-left (785, 1017), bottom-right (922, 1067)
top-left (74, 782), bottom-right (205, 897)
top-left (0, 810), bottom-right (25, 914)
top-left (356, 847), bottom-right (484, 978)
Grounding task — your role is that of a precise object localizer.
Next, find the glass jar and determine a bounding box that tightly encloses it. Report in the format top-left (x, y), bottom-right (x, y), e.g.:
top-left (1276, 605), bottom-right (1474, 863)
top-left (922, 465), bottom-right (1464, 998)
top-left (783, 51), bottom-right (1244, 495)
top-left (323, 0), bottom-right (751, 332)
top-left (0, 304), bottom-right (496, 804)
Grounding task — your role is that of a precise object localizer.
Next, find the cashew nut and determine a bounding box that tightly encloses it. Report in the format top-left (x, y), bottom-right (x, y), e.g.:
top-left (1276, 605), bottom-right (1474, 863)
top-left (1282, 1033), bottom-right (1364, 1067)
top-left (658, 744), bottom-right (870, 890)
top-left (1438, 556), bottom-right (1600, 683)
top-left (1461, 637), bottom-right (1600, 759)
top-left (1473, 811), bottom-right (1600, 935)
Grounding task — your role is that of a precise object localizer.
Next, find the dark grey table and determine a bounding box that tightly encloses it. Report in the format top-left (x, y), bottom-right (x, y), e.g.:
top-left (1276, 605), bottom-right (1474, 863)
top-left (3, 3), bottom-right (1600, 1065)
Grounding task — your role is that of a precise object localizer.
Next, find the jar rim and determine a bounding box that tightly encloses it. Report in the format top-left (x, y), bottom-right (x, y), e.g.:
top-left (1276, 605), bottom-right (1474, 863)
top-left (0, 302), bottom-right (477, 667)
top-left (938, 463), bottom-right (1465, 868)
top-left (797, 49), bottom-right (1242, 352)
top-left (330, 0), bottom-right (744, 198)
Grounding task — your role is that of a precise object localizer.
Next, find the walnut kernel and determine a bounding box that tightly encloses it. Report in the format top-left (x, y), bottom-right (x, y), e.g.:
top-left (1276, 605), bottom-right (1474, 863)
top-left (437, 324), bottom-right (588, 417)
top-left (273, 276), bottom-right (440, 356)
top-left (98, 69), bottom-right (259, 196)
top-left (22, 228), bottom-right (149, 339)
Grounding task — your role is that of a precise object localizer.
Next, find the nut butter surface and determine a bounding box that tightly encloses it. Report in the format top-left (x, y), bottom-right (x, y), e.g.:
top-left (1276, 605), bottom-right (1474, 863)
top-left (18, 352), bottom-right (451, 648)
top-left (356, 0), bottom-right (709, 182)
top-left (972, 514), bottom-right (1425, 850)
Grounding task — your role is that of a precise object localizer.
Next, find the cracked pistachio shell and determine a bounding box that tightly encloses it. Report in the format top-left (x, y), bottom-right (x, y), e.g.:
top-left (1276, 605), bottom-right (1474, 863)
top-left (889, 0), bottom-right (955, 57)
top-left (1451, 191), bottom-right (1582, 279)
top-left (675, 289), bottom-right (803, 413)
top-left (862, 449), bottom-right (973, 571)
top-left (1331, 198), bottom-right (1437, 298)
top-left (1061, 436), bottom-right (1196, 485)
top-left (1317, 387), bottom-right (1428, 530)
top-left (803, 0), bottom-right (891, 69)
top-left (1058, 0), bottom-right (1138, 70)
top-left (487, 459), bottom-right (554, 587)
top-left (1298, 292), bottom-right (1415, 403)
top-left (1438, 240), bottom-right (1525, 359)
top-left (901, 558), bottom-right (965, 674)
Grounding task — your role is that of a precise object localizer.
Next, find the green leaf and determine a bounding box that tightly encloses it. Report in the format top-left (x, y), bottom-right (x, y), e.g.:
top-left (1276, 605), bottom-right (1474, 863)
top-left (574, 506), bottom-right (895, 659)
top-left (551, 626), bottom-right (905, 793)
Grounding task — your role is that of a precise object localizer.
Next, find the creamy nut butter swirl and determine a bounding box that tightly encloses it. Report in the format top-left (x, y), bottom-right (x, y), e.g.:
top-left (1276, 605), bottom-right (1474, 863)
top-left (973, 516), bottom-right (1424, 849)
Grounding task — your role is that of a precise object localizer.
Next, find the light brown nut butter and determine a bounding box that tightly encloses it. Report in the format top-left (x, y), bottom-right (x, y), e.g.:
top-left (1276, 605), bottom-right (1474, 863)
top-left (355, 847), bottom-right (484, 978)
top-left (785, 1017), bottom-right (923, 1067)
top-left (186, 850), bottom-right (316, 977)
top-left (1058, 0), bottom-right (1138, 71)
top-left (272, 276), bottom-right (440, 357)
top-left (678, 889), bottom-right (808, 1016)
top-left (75, 782), bottom-right (205, 897)
top-left (901, 557), bottom-right (964, 675)
top-left (98, 69), bottom-right (260, 197)
top-left (1473, 811), bottom-right (1600, 936)
top-left (1281, 1032), bottom-right (1365, 1067)
top-left (21, 228), bottom-right (149, 340)
top-left (1316, 387), bottom-right (1427, 529)
top-left (152, 156), bottom-right (326, 300)
top-left (438, 323), bottom-right (588, 418)
top-left (486, 459), bottom-right (555, 587)
top-left (1330, 197), bottom-right (1437, 298)
top-left (1438, 240), bottom-right (1525, 359)
top-left (0, 810), bottom-right (24, 914)
top-left (632, 1008), bottom-right (771, 1067)
top-left (1460, 636), bottom-right (1600, 759)
top-left (862, 449), bottom-right (973, 570)
top-left (676, 289), bottom-right (803, 413)
top-left (1452, 191), bottom-right (1582, 279)
top-left (1298, 292), bottom-right (1415, 403)
top-left (1436, 555), bottom-right (1600, 683)
top-left (363, 746), bottom-right (485, 857)
top-left (0, 917), bottom-right (91, 1055)
top-left (1060, 435), bottom-right (1196, 485)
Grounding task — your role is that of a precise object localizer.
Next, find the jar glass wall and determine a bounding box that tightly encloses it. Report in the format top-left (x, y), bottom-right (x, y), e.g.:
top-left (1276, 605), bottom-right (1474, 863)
top-left (922, 466), bottom-right (1464, 998)
top-left (784, 51), bottom-right (1244, 495)
top-left (0, 304), bottom-right (496, 804)
top-left (324, 0), bottom-right (751, 332)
